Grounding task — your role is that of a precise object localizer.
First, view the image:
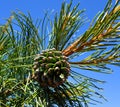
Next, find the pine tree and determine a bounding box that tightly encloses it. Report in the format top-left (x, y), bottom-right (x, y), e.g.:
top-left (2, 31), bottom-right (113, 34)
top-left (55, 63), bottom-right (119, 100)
top-left (0, 0), bottom-right (120, 106)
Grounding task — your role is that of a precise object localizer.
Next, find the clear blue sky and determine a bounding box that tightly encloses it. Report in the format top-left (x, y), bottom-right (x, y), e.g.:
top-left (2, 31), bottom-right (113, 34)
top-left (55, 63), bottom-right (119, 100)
top-left (0, 0), bottom-right (120, 107)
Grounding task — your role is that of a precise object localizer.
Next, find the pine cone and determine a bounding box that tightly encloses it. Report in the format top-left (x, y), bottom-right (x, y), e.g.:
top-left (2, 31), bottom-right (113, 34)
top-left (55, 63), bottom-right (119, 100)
top-left (33, 48), bottom-right (70, 88)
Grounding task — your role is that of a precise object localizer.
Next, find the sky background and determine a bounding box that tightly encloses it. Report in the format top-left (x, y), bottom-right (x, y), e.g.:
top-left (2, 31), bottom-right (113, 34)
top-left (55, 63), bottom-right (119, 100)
top-left (0, 0), bottom-right (120, 107)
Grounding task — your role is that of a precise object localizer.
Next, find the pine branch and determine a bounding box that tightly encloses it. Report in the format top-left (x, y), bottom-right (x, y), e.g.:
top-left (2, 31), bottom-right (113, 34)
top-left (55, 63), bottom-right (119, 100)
top-left (1, 0), bottom-right (120, 107)
top-left (63, 2), bottom-right (120, 57)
